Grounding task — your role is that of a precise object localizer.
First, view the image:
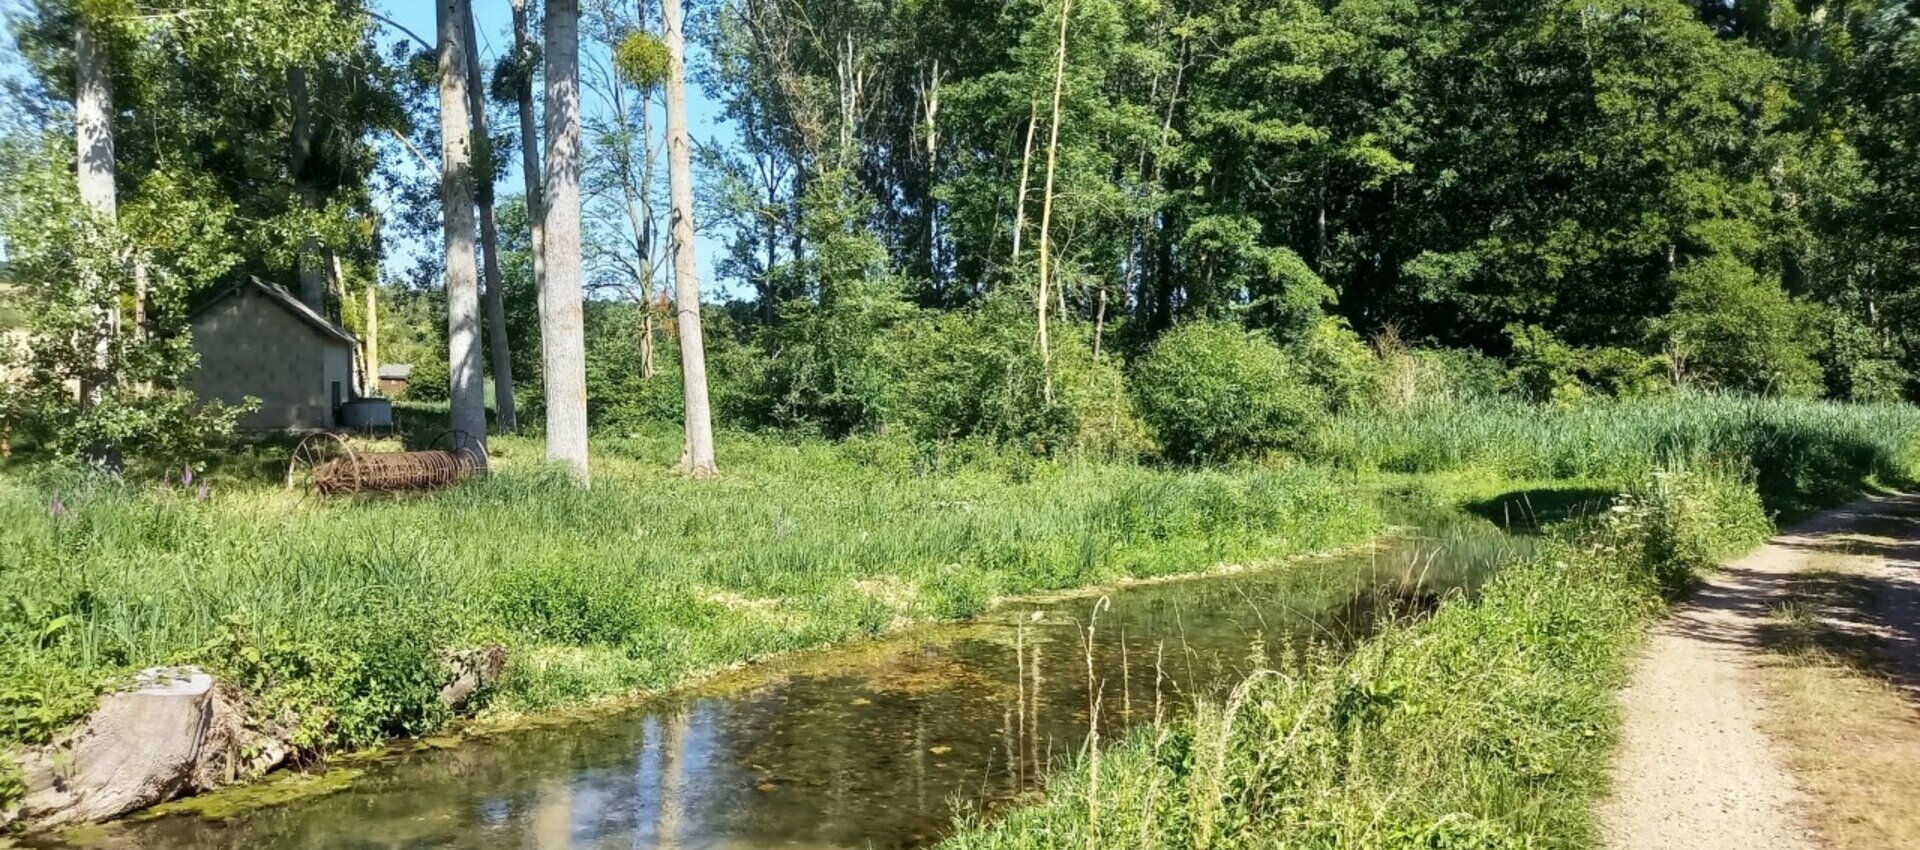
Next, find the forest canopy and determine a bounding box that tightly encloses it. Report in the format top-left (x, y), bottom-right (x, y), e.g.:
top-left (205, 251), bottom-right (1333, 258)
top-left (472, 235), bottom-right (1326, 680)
top-left (3, 0), bottom-right (1919, 463)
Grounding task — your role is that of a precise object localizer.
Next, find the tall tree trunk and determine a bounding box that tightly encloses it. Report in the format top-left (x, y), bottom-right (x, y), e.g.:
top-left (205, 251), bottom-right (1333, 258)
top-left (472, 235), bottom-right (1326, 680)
top-left (364, 282), bottom-right (379, 394)
top-left (463, 1), bottom-right (518, 432)
top-left (74, 19), bottom-right (117, 414)
top-left (663, 0), bottom-right (717, 477)
top-left (513, 0), bottom-right (549, 334)
top-left (438, 0), bottom-right (488, 446)
top-left (543, 0), bottom-right (592, 482)
top-left (1036, 0), bottom-right (1074, 405)
top-left (287, 68), bottom-right (329, 313)
top-left (1010, 98), bottom-right (1039, 265)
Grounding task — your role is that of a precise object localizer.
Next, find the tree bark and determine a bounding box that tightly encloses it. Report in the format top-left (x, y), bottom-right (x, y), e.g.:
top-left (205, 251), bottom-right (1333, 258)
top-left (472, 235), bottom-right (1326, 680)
top-left (74, 19), bottom-right (117, 414)
top-left (664, 0), bottom-right (717, 477)
top-left (438, 0), bottom-right (489, 446)
top-left (287, 68), bottom-right (328, 314)
top-left (1036, 0), bottom-right (1074, 405)
top-left (543, 0), bottom-right (592, 482)
top-left (364, 282), bottom-right (380, 395)
top-left (462, 1), bottom-right (518, 432)
top-left (1010, 98), bottom-right (1038, 265)
top-left (513, 0), bottom-right (549, 334)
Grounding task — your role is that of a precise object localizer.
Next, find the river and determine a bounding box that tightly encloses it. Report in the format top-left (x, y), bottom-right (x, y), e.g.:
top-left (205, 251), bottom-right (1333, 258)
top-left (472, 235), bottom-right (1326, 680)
top-left (51, 502), bottom-right (1528, 850)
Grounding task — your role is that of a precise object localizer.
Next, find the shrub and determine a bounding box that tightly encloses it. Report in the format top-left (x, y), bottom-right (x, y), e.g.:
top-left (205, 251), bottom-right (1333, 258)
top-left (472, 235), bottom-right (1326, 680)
top-left (1664, 255), bottom-right (1822, 397)
top-left (888, 300), bottom-right (1152, 458)
top-left (403, 359), bottom-right (450, 403)
top-left (1131, 320), bottom-right (1324, 462)
top-left (1291, 317), bottom-right (1382, 412)
top-left (1507, 325), bottom-right (1669, 405)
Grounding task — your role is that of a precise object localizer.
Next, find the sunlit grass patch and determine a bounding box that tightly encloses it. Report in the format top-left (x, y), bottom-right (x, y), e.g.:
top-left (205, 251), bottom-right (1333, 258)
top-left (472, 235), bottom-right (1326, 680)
top-left (0, 425), bottom-right (1378, 758)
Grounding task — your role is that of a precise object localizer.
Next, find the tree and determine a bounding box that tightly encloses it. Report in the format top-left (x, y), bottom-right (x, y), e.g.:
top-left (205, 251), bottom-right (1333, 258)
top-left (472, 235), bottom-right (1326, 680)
top-left (73, 14), bottom-right (117, 412)
top-left (1034, 0), bottom-right (1073, 404)
top-left (438, 0), bottom-right (487, 445)
top-left (506, 0), bottom-right (549, 360)
top-left (664, 0), bottom-right (717, 475)
top-left (463, 0), bottom-right (518, 431)
top-left (544, 0), bottom-right (592, 482)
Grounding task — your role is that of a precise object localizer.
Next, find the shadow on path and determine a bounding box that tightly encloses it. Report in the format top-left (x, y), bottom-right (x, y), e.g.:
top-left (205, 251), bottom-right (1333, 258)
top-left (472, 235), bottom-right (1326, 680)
top-left (1662, 492), bottom-right (1920, 702)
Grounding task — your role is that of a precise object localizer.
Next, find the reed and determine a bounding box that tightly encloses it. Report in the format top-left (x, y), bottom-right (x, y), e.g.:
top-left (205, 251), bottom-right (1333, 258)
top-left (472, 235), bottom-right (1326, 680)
top-left (1317, 393), bottom-right (1920, 516)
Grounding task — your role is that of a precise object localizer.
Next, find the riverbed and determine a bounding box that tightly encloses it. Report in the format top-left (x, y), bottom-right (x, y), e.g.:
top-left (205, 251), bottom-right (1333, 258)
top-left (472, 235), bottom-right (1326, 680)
top-left (48, 503), bottom-right (1527, 850)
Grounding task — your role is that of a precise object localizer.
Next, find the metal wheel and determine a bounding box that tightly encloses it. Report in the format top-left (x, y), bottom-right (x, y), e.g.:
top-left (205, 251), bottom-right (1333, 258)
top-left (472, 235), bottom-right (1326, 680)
top-left (287, 432), bottom-right (357, 495)
top-left (432, 430), bottom-right (489, 479)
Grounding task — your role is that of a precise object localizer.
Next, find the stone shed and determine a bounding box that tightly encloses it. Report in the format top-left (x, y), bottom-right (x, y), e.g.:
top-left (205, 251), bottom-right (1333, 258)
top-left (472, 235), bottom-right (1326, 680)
top-left (188, 277), bottom-right (357, 431)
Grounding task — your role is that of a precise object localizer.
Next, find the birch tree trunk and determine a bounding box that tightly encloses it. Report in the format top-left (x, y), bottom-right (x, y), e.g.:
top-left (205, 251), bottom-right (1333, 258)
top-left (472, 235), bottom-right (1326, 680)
top-left (664, 0), bottom-right (717, 476)
top-left (462, 0), bottom-right (518, 432)
top-left (74, 19), bottom-right (117, 413)
top-left (437, 0), bottom-right (488, 446)
top-left (1035, 0), bottom-right (1074, 405)
top-left (1010, 98), bottom-right (1037, 265)
top-left (513, 0), bottom-right (549, 332)
top-left (543, 0), bottom-right (592, 482)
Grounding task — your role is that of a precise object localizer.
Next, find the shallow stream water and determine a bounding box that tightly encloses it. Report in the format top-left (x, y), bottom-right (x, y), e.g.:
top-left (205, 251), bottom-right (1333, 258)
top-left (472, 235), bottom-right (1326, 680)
top-left (54, 503), bottom-right (1528, 850)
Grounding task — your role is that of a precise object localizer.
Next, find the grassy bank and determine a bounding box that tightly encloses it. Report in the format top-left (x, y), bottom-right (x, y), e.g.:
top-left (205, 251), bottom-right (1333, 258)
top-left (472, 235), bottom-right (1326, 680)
top-left (0, 427), bottom-right (1376, 767)
top-left (940, 463), bottom-right (1776, 850)
top-left (1321, 395), bottom-right (1920, 517)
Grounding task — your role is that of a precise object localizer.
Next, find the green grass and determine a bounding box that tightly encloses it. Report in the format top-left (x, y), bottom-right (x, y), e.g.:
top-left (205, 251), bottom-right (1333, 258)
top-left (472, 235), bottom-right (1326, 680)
top-left (940, 463), bottom-right (1776, 850)
top-left (0, 426), bottom-right (1377, 759)
top-left (8, 393), bottom-right (1920, 832)
top-left (1319, 394), bottom-right (1920, 518)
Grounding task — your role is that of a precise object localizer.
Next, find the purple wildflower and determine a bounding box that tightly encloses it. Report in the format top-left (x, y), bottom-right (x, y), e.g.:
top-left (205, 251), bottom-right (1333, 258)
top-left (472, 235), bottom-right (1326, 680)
top-left (181, 465), bottom-right (194, 487)
top-left (196, 482), bottom-right (210, 502)
top-left (49, 492), bottom-right (66, 517)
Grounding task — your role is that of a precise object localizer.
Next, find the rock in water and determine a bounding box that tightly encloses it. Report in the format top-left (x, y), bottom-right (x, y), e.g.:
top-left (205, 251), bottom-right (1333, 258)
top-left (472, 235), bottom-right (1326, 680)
top-left (14, 667), bottom-right (214, 826)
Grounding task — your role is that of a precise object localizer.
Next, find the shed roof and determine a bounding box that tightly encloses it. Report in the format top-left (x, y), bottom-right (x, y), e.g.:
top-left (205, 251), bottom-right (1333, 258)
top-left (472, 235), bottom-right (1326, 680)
top-left (191, 277), bottom-right (358, 346)
top-left (379, 363), bottom-right (414, 380)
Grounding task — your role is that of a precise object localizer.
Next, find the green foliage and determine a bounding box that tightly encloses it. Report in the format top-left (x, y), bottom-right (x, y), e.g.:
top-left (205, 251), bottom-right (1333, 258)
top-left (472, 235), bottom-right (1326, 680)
top-left (403, 359), bottom-right (450, 404)
top-left (0, 150), bottom-right (250, 468)
top-left (612, 31), bottom-right (671, 90)
top-left (1665, 255), bottom-right (1823, 397)
top-left (941, 464), bottom-right (1795, 850)
top-left (0, 428), bottom-right (1376, 761)
top-left (1291, 317), bottom-right (1382, 413)
top-left (1321, 394), bottom-right (1920, 518)
top-left (1818, 310), bottom-right (1907, 403)
top-left (1131, 321), bottom-right (1325, 463)
top-left (886, 300), bottom-right (1151, 458)
top-left (1505, 325), bottom-right (1669, 406)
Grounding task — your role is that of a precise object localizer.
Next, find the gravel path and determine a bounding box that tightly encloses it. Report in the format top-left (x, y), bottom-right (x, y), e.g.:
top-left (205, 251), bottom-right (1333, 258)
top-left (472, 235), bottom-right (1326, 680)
top-left (1599, 493), bottom-right (1920, 850)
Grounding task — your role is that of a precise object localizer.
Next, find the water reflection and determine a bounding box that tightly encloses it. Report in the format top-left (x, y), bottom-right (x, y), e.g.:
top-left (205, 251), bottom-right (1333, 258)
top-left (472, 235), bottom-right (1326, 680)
top-left (62, 506), bottom-right (1526, 850)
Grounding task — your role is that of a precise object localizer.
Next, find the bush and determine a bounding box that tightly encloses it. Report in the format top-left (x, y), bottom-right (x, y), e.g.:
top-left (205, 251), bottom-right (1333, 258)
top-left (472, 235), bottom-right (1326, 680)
top-left (1131, 320), bottom-right (1324, 462)
top-left (403, 359), bottom-right (450, 403)
top-left (1665, 255), bottom-right (1822, 397)
top-left (888, 300), bottom-right (1152, 458)
top-left (1291, 317), bottom-right (1382, 412)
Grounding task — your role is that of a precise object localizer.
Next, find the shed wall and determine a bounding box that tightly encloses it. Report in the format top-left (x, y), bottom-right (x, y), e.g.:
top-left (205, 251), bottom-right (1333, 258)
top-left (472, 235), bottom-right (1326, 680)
top-left (189, 288), bottom-right (346, 430)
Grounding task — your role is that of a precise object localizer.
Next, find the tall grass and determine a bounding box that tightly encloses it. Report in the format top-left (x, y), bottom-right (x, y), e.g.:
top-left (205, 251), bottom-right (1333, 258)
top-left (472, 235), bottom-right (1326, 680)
top-left (940, 464), bottom-right (1774, 850)
top-left (1319, 394), bottom-right (1920, 516)
top-left (0, 427), bottom-right (1376, 756)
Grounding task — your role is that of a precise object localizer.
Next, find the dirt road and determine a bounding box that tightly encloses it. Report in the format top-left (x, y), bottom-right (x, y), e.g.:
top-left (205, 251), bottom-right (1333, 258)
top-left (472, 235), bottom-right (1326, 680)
top-left (1599, 493), bottom-right (1920, 850)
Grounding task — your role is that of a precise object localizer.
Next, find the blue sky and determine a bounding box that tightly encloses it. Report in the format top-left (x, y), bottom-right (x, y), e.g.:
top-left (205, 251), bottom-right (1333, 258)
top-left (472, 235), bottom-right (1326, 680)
top-left (373, 0), bottom-right (737, 297)
top-left (0, 1), bottom-right (738, 297)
